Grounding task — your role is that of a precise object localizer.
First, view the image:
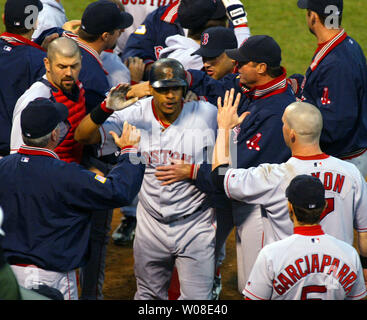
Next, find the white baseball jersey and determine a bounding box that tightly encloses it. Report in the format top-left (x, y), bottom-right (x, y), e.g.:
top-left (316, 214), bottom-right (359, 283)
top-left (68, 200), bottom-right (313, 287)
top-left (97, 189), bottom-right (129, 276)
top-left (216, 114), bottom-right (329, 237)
top-left (101, 50), bottom-right (131, 87)
top-left (10, 76), bottom-right (53, 153)
top-left (159, 35), bottom-right (202, 70)
top-left (244, 225), bottom-right (367, 300)
top-left (224, 154), bottom-right (367, 245)
top-left (158, 26), bottom-right (251, 71)
top-left (99, 96), bottom-right (217, 220)
top-left (32, 0), bottom-right (67, 41)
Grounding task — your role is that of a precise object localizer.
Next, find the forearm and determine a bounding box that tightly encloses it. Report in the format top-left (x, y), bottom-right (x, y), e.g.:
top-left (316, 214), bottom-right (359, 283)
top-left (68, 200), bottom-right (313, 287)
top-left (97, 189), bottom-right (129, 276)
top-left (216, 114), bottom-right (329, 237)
top-left (212, 128), bottom-right (231, 171)
top-left (74, 112), bottom-right (104, 145)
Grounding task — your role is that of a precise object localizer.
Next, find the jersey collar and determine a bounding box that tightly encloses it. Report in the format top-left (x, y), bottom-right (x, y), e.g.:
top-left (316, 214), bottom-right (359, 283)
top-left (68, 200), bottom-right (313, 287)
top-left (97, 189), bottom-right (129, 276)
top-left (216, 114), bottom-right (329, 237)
top-left (309, 29), bottom-right (347, 72)
top-left (160, 0), bottom-right (180, 24)
top-left (292, 153), bottom-right (330, 160)
top-left (0, 32), bottom-right (46, 52)
top-left (294, 225), bottom-right (324, 236)
top-left (240, 67), bottom-right (288, 100)
top-left (18, 145), bottom-right (60, 160)
top-left (62, 31), bottom-right (109, 75)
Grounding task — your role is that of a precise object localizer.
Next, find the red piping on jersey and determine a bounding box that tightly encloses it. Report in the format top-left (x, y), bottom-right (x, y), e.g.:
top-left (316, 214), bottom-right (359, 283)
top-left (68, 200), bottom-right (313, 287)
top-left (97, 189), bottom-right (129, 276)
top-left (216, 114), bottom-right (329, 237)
top-left (18, 145), bottom-right (60, 159)
top-left (240, 67), bottom-right (288, 100)
top-left (151, 99), bottom-right (183, 129)
top-left (243, 288), bottom-right (266, 300)
top-left (294, 225), bottom-right (324, 236)
top-left (310, 29), bottom-right (347, 71)
top-left (160, 0), bottom-right (180, 24)
top-left (0, 32), bottom-right (46, 52)
top-left (292, 153), bottom-right (330, 160)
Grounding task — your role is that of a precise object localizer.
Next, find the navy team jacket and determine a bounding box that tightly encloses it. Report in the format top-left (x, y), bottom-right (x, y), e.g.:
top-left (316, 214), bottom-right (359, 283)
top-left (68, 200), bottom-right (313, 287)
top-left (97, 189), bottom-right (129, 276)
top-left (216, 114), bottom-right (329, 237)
top-left (0, 146), bottom-right (145, 272)
top-left (186, 69), bottom-right (295, 206)
top-left (121, 1), bottom-right (184, 64)
top-left (291, 30), bottom-right (367, 158)
top-left (0, 33), bottom-right (46, 156)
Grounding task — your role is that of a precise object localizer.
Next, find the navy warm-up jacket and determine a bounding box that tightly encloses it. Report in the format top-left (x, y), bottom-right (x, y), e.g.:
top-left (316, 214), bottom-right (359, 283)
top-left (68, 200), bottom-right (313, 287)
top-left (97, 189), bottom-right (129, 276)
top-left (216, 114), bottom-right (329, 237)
top-left (0, 146), bottom-right (145, 272)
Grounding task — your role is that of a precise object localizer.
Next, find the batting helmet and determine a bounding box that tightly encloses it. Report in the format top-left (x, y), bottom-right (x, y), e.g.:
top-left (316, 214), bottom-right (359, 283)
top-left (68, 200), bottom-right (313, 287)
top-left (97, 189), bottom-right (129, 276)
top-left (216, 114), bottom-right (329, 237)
top-left (149, 58), bottom-right (188, 95)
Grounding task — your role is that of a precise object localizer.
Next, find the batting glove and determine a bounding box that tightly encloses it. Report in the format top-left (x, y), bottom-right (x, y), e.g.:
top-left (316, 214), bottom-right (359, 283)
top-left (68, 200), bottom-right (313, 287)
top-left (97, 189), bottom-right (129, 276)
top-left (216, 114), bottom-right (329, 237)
top-left (101, 84), bottom-right (138, 112)
top-left (221, 0), bottom-right (248, 27)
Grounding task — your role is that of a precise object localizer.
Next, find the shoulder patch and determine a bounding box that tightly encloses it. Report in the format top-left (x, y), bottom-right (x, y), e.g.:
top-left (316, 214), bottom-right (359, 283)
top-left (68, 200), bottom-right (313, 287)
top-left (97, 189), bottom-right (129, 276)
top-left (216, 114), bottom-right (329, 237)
top-left (134, 25), bottom-right (147, 35)
top-left (95, 174), bottom-right (107, 184)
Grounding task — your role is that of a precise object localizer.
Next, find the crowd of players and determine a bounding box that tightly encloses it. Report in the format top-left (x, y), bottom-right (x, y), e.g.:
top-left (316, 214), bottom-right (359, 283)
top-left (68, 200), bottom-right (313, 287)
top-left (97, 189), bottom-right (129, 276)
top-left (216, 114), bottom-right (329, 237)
top-left (0, 0), bottom-right (367, 301)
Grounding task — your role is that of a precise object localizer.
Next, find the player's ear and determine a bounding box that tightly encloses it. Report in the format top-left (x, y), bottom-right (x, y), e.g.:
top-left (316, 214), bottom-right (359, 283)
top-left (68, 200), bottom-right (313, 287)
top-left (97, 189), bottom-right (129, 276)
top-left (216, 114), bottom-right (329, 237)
top-left (44, 57), bottom-right (50, 73)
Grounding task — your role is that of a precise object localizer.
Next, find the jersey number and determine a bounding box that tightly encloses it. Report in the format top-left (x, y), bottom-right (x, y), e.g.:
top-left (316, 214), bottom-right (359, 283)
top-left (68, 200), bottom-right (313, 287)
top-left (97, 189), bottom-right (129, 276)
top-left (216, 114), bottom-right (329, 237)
top-left (319, 198), bottom-right (334, 221)
top-left (301, 285), bottom-right (327, 300)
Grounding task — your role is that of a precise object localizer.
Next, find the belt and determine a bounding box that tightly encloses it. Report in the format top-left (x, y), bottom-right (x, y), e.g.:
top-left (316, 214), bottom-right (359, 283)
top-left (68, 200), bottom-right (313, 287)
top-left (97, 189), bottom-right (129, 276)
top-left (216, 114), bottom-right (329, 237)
top-left (339, 148), bottom-right (367, 160)
top-left (158, 205), bottom-right (204, 224)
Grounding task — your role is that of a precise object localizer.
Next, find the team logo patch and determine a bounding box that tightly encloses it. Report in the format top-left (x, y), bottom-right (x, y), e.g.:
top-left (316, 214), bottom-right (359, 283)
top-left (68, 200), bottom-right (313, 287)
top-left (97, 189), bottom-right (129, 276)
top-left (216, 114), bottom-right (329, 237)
top-left (154, 46), bottom-right (163, 59)
top-left (95, 174), bottom-right (106, 184)
top-left (202, 33), bottom-right (209, 46)
top-left (21, 156), bottom-right (29, 163)
top-left (321, 87), bottom-right (331, 105)
top-left (3, 45), bottom-right (12, 52)
top-left (246, 133), bottom-right (262, 151)
top-left (135, 25), bottom-right (146, 35)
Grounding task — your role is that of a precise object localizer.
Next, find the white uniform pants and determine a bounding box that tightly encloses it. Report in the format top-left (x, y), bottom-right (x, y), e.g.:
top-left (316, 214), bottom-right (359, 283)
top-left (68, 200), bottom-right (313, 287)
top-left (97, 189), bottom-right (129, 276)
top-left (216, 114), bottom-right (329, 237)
top-left (133, 202), bottom-right (216, 300)
top-left (11, 265), bottom-right (78, 300)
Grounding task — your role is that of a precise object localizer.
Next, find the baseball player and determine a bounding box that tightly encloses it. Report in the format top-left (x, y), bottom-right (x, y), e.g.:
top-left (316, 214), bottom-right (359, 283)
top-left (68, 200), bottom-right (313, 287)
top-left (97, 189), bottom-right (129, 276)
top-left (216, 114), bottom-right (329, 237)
top-left (211, 93), bottom-right (367, 256)
top-left (10, 37), bottom-right (85, 163)
top-left (244, 175), bottom-right (367, 300)
top-left (0, 0), bottom-right (46, 157)
top-left (290, 0), bottom-right (367, 177)
top-left (75, 58), bottom-right (218, 300)
top-left (168, 35), bottom-right (296, 293)
top-left (0, 98), bottom-right (144, 300)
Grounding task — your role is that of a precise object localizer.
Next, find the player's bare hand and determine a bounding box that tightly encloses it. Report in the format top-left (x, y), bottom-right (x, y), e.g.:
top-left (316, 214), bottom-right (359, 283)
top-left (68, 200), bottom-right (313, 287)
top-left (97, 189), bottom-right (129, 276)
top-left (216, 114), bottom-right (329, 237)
top-left (155, 159), bottom-right (192, 186)
top-left (62, 20), bottom-right (81, 33)
top-left (184, 91), bottom-right (198, 103)
top-left (126, 81), bottom-right (151, 99)
top-left (106, 84), bottom-right (138, 111)
top-left (217, 88), bottom-right (250, 129)
top-left (109, 121), bottom-right (140, 149)
top-left (125, 57), bottom-right (145, 83)
top-left (40, 33), bottom-right (59, 50)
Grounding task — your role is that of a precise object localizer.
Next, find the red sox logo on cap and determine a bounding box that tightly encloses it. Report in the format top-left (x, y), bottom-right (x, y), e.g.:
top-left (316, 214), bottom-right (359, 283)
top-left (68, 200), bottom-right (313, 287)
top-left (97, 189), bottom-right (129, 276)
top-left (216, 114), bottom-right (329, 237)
top-left (202, 33), bottom-right (209, 46)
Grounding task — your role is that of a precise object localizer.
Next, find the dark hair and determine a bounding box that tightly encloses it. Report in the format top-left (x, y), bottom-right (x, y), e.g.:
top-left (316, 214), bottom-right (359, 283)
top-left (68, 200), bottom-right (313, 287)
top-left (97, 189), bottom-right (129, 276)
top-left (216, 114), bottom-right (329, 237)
top-left (251, 62), bottom-right (283, 78)
top-left (4, 21), bottom-right (31, 35)
top-left (307, 9), bottom-right (343, 28)
top-left (188, 17), bottom-right (227, 41)
top-left (77, 28), bottom-right (115, 43)
top-left (292, 204), bottom-right (325, 225)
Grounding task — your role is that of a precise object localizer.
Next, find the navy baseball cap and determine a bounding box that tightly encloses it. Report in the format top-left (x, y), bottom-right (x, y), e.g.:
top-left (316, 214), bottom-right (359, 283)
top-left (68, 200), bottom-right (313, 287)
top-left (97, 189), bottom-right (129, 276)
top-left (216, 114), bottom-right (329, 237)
top-left (191, 26), bottom-right (238, 58)
top-left (286, 175), bottom-right (326, 210)
top-left (4, 0), bottom-right (43, 28)
top-left (21, 98), bottom-right (69, 139)
top-left (225, 35), bottom-right (282, 67)
top-left (81, 0), bottom-right (133, 35)
top-left (297, 0), bottom-right (343, 16)
top-left (178, 0), bottom-right (225, 29)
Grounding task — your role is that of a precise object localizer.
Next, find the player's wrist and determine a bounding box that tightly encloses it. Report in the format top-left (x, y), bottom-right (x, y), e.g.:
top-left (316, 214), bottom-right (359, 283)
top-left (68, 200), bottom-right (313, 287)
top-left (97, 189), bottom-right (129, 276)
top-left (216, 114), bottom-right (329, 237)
top-left (120, 145), bottom-right (139, 156)
top-left (90, 102), bottom-right (113, 125)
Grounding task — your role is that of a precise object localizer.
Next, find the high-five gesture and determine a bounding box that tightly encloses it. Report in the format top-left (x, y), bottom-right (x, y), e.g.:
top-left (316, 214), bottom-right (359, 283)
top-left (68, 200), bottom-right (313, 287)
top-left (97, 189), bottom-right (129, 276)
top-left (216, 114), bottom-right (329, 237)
top-left (217, 88), bottom-right (250, 129)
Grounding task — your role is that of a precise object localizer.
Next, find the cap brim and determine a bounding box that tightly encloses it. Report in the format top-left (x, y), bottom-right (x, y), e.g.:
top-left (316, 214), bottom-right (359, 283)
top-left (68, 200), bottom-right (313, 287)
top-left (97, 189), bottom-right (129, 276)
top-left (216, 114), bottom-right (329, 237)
top-left (191, 47), bottom-right (225, 58)
top-left (297, 0), bottom-right (308, 9)
top-left (225, 48), bottom-right (248, 62)
top-left (119, 12), bottom-right (134, 29)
